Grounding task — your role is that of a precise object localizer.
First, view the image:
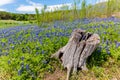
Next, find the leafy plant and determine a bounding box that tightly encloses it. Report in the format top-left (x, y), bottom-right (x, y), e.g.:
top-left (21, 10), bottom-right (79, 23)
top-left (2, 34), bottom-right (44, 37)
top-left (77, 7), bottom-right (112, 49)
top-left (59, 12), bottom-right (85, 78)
top-left (35, 8), bottom-right (41, 27)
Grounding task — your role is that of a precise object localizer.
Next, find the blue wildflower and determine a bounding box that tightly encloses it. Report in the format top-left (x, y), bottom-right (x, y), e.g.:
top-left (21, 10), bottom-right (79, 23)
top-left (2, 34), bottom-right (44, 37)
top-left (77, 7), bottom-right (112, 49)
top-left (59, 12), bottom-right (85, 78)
top-left (116, 42), bottom-right (120, 48)
top-left (54, 25), bottom-right (57, 28)
top-left (104, 32), bottom-right (107, 34)
top-left (42, 50), bottom-right (44, 54)
top-left (107, 51), bottom-right (111, 55)
top-left (1, 42), bottom-right (5, 47)
top-left (106, 47), bottom-right (110, 54)
top-left (36, 52), bottom-right (39, 55)
top-left (97, 46), bottom-right (102, 53)
top-left (106, 40), bottom-right (109, 45)
top-left (8, 60), bottom-right (11, 64)
top-left (26, 64), bottom-right (29, 71)
top-left (21, 56), bottom-right (24, 60)
top-left (18, 69), bottom-right (22, 76)
top-left (46, 33), bottom-right (50, 38)
top-left (11, 46), bottom-right (14, 50)
top-left (20, 62), bottom-right (24, 69)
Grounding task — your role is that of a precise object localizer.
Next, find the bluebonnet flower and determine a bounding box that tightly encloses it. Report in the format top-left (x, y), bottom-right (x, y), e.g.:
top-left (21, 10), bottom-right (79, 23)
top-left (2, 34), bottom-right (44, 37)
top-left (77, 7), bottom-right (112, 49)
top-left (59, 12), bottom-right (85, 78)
top-left (21, 56), bottom-right (24, 60)
top-left (33, 38), bottom-right (37, 41)
top-left (104, 32), bottom-right (107, 34)
top-left (36, 52), bottom-right (39, 55)
top-left (1, 42), bottom-right (5, 47)
top-left (54, 25), bottom-right (57, 28)
top-left (109, 41), bottom-right (112, 44)
top-left (20, 62), bottom-right (24, 68)
top-left (18, 69), bottom-right (22, 76)
top-left (39, 36), bottom-right (42, 40)
top-left (106, 40), bottom-right (109, 45)
top-left (8, 60), bottom-right (11, 64)
top-left (26, 64), bottom-right (29, 71)
top-left (114, 41), bottom-right (120, 48)
top-left (12, 41), bottom-right (15, 45)
top-left (11, 46), bottom-right (14, 50)
top-left (116, 42), bottom-right (120, 48)
top-left (97, 46), bottom-right (102, 53)
top-left (46, 33), bottom-right (50, 38)
top-left (107, 51), bottom-right (111, 55)
top-left (106, 47), bottom-right (110, 55)
top-left (42, 50), bottom-right (44, 54)
top-left (65, 32), bottom-right (70, 36)
top-left (18, 36), bottom-right (22, 41)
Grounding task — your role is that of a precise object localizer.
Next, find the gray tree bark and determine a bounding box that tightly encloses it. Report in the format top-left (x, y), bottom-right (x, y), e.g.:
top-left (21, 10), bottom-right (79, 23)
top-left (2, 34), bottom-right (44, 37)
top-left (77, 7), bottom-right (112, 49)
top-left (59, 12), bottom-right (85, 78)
top-left (51, 29), bottom-right (100, 80)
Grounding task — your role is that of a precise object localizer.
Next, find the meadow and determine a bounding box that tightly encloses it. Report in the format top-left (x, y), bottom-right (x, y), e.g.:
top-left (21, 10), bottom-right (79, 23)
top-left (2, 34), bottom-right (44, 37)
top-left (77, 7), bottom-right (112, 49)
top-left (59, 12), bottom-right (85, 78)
top-left (0, 0), bottom-right (120, 80)
top-left (0, 20), bottom-right (33, 29)
top-left (0, 17), bottom-right (120, 80)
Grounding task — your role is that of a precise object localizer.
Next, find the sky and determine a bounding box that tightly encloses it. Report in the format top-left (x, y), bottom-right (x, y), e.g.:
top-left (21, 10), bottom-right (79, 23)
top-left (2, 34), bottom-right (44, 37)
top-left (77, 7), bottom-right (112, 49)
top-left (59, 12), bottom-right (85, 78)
top-left (0, 0), bottom-right (107, 14)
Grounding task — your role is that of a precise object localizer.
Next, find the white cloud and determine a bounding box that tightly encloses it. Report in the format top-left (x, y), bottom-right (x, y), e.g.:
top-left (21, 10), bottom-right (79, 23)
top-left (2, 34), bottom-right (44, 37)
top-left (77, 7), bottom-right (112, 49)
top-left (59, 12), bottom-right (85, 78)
top-left (46, 3), bottom-right (72, 12)
top-left (0, 0), bottom-right (14, 6)
top-left (26, 0), bottom-right (42, 6)
top-left (0, 8), bottom-right (6, 11)
top-left (16, 0), bottom-right (43, 12)
top-left (16, 5), bottom-right (43, 12)
top-left (16, 2), bottom-right (72, 13)
top-left (96, 0), bottom-right (108, 3)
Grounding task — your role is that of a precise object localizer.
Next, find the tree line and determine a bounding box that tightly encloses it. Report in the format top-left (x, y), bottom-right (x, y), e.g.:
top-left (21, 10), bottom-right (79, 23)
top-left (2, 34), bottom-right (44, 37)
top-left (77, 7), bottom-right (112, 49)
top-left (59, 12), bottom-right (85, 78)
top-left (0, 11), bottom-right (35, 21)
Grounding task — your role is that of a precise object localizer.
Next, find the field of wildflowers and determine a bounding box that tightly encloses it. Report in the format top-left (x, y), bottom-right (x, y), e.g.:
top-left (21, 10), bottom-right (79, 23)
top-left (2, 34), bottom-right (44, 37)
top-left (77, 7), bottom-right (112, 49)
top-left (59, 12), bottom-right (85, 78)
top-left (0, 17), bottom-right (120, 80)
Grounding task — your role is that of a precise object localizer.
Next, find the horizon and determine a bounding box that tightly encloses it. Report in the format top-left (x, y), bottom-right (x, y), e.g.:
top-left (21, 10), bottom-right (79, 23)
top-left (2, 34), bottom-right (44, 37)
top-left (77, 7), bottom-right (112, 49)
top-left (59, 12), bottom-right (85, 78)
top-left (0, 0), bottom-right (107, 14)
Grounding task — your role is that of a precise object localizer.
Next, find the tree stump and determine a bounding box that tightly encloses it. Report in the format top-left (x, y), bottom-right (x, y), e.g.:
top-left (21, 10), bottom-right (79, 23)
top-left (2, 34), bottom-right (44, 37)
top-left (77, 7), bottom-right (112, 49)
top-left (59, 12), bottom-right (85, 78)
top-left (51, 29), bottom-right (100, 80)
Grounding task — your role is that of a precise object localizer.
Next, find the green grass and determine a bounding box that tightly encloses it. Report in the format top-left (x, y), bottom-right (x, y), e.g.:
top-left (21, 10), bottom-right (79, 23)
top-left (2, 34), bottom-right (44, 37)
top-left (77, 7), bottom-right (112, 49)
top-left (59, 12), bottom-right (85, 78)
top-left (0, 20), bottom-right (33, 28)
top-left (0, 19), bottom-right (120, 80)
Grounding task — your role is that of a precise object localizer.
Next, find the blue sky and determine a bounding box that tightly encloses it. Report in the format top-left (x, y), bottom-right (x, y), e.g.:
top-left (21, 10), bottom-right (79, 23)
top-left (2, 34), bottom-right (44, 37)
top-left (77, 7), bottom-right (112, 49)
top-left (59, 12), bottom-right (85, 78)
top-left (0, 0), bottom-right (107, 14)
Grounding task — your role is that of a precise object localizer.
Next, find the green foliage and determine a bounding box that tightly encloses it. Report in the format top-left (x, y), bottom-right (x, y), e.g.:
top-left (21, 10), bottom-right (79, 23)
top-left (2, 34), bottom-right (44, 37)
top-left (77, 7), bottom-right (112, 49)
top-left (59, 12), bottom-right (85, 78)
top-left (0, 20), bottom-right (32, 28)
top-left (73, 0), bottom-right (78, 18)
top-left (86, 4), bottom-right (92, 18)
top-left (107, 0), bottom-right (112, 17)
top-left (35, 8), bottom-right (41, 27)
top-left (0, 20), bottom-right (120, 79)
top-left (0, 11), bottom-right (35, 21)
top-left (80, 0), bottom-right (86, 18)
top-left (1, 0), bottom-right (120, 79)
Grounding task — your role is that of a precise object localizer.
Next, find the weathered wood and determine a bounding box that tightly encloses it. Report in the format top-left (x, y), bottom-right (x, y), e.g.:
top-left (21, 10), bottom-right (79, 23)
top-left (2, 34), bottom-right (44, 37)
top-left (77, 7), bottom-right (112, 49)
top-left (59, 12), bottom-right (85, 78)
top-left (51, 29), bottom-right (100, 80)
